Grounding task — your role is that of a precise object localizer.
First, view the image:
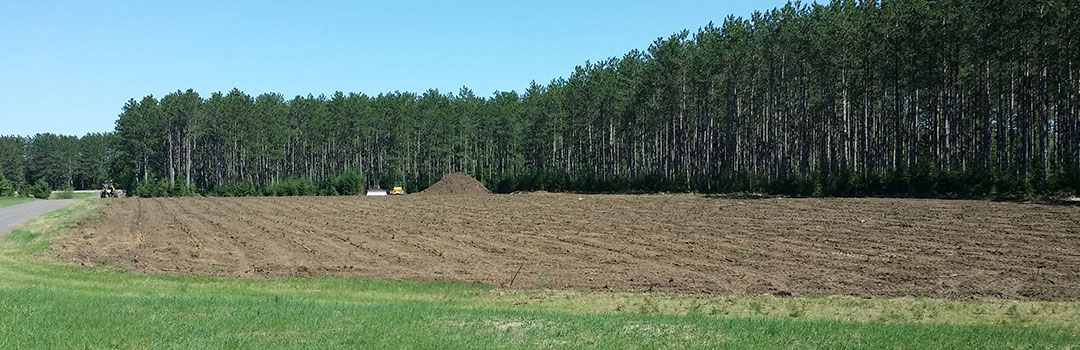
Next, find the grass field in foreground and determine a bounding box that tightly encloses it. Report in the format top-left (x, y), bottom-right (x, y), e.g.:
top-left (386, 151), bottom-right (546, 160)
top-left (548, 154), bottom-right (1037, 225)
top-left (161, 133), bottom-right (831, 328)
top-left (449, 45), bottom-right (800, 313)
top-left (0, 200), bottom-right (1077, 349)
top-left (0, 197), bottom-right (36, 208)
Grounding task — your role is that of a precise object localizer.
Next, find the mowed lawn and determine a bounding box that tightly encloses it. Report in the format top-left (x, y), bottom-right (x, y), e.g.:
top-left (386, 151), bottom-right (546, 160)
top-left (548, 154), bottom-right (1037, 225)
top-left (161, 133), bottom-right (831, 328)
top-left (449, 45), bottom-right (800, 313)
top-left (0, 191), bottom-right (96, 207)
top-left (0, 200), bottom-right (1077, 349)
top-left (48, 191), bottom-right (100, 200)
top-left (0, 197), bottom-right (36, 208)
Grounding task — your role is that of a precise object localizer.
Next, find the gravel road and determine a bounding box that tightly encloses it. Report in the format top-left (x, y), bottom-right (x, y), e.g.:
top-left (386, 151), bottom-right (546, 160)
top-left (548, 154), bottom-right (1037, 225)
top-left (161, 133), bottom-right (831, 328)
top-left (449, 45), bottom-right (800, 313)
top-left (0, 199), bottom-right (82, 238)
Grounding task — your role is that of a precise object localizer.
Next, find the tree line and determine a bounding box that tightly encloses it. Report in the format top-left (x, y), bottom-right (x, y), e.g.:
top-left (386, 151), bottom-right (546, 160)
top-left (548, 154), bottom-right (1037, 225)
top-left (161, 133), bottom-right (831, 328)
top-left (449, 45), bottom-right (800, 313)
top-left (0, 133), bottom-right (111, 196)
top-left (2, 0), bottom-right (1078, 198)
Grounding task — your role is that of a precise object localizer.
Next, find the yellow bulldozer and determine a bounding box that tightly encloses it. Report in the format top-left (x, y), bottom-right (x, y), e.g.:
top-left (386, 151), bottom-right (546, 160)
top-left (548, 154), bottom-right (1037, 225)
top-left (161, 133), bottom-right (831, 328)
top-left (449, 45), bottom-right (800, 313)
top-left (100, 180), bottom-right (119, 198)
top-left (390, 181), bottom-right (405, 195)
top-left (365, 181), bottom-right (405, 196)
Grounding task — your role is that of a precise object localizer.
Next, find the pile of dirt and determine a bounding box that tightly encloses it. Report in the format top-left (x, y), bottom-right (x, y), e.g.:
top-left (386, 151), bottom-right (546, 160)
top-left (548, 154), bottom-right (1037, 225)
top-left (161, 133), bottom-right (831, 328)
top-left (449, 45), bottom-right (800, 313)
top-left (418, 172), bottom-right (490, 195)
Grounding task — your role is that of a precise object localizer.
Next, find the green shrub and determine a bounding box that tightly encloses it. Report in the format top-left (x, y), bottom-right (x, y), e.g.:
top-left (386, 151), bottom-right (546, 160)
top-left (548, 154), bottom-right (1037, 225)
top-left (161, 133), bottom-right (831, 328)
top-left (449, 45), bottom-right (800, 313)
top-left (55, 184), bottom-right (75, 199)
top-left (133, 180), bottom-right (174, 198)
top-left (132, 181), bottom-right (148, 197)
top-left (266, 178), bottom-right (314, 196)
top-left (335, 171), bottom-right (365, 195)
top-left (0, 175), bottom-right (13, 197)
top-left (319, 180), bottom-right (339, 196)
top-left (169, 182), bottom-right (197, 197)
top-left (494, 176), bottom-right (517, 193)
top-left (216, 181), bottom-right (258, 197)
top-left (30, 179), bottom-right (52, 199)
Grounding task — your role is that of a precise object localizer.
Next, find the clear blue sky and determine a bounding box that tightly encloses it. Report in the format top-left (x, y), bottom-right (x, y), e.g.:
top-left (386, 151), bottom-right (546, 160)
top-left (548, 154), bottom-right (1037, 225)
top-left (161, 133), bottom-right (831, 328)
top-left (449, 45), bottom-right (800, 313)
top-left (1, 1), bottom-right (804, 136)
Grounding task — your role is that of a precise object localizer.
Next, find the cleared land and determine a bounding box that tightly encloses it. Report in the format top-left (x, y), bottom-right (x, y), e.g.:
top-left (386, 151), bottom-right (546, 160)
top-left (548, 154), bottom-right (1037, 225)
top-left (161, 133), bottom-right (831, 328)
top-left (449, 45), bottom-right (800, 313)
top-left (54, 192), bottom-right (1080, 301)
top-left (2, 200), bottom-right (1078, 348)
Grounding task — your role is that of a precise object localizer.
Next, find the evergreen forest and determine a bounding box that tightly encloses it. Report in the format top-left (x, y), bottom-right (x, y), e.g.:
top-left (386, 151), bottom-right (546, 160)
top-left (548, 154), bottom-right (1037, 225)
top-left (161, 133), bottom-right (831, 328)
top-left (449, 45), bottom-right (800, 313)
top-left (2, 0), bottom-right (1078, 198)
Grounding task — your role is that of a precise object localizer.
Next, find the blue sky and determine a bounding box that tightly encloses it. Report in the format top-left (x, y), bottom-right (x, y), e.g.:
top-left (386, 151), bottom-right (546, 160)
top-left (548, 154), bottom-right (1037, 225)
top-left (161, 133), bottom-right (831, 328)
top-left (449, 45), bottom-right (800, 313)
top-left (1, 1), bottom-right (805, 136)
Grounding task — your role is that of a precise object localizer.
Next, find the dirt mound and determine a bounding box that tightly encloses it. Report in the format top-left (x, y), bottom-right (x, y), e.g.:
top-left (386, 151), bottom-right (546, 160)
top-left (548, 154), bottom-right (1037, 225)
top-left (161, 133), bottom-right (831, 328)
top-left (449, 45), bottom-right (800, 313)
top-left (418, 172), bottom-right (490, 195)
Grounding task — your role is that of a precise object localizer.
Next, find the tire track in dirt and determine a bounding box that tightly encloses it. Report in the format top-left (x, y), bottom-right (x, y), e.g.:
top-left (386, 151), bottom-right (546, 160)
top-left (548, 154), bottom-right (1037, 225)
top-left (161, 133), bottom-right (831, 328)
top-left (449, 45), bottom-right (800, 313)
top-left (175, 198), bottom-right (264, 274)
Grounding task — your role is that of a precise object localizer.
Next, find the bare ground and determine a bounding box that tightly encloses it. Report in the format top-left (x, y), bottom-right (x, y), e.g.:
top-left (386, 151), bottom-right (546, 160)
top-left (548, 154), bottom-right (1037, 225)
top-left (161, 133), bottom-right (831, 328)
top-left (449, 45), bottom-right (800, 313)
top-left (53, 194), bottom-right (1080, 300)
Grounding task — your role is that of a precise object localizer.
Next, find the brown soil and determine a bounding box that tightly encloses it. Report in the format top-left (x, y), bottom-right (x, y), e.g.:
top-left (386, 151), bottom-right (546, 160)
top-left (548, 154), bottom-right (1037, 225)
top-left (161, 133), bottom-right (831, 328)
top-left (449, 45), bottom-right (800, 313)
top-left (53, 195), bottom-right (1080, 300)
top-left (418, 172), bottom-right (490, 195)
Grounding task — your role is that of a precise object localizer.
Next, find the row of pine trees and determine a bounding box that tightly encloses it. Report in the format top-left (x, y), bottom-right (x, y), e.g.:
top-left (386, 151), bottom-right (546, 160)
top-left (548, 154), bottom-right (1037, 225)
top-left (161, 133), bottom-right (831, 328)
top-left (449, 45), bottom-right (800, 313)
top-left (2, 0), bottom-right (1078, 197)
top-left (0, 134), bottom-right (111, 193)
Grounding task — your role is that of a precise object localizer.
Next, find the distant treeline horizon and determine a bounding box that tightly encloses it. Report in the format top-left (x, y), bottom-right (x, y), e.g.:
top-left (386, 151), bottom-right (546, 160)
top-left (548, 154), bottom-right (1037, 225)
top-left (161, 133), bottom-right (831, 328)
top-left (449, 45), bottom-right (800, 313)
top-left (1, 0), bottom-right (1078, 198)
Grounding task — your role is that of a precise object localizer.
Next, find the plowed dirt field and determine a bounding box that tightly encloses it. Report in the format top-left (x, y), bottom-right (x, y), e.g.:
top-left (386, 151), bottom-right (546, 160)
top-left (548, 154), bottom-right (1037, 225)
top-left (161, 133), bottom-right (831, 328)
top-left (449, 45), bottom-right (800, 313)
top-left (54, 195), bottom-right (1080, 300)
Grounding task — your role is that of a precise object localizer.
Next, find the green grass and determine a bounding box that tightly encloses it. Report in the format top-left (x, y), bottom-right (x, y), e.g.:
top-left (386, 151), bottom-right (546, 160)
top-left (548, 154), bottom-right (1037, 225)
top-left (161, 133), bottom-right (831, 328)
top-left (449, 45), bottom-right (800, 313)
top-left (0, 197), bottom-right (36, 208)
top-left (0, 200), bottom-right (1077, 349)
top-left (48, 191), bottom-right (98, 200)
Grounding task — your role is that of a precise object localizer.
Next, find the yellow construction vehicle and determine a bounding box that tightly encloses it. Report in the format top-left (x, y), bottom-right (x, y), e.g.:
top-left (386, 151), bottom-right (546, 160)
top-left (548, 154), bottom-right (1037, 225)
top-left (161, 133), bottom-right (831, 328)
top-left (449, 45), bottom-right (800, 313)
top-left (390, 181), bottom-right (405, 195)
top-left (101, 180), bottom-right (119, 198)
